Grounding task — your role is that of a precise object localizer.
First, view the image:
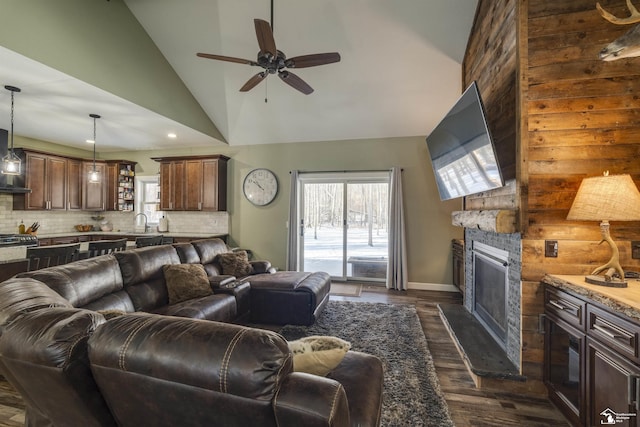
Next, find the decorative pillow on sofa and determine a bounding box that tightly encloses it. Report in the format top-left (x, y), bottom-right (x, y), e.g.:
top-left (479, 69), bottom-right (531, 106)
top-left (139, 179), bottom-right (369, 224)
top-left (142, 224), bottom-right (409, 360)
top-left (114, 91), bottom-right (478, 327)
top-left (288, 335), bottom-right (351, 376)
top-left (216, 251), bottom-right (253, 277)
top-left (163, 264), bottom-right (212, 305)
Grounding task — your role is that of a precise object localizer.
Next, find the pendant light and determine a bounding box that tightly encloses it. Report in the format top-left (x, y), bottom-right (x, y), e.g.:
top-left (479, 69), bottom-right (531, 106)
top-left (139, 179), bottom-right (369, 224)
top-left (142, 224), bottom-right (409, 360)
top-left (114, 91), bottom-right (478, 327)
top-left (2, 85), bottom-right (22, 176)
top-left (88, 113), bottom-right (101, 183)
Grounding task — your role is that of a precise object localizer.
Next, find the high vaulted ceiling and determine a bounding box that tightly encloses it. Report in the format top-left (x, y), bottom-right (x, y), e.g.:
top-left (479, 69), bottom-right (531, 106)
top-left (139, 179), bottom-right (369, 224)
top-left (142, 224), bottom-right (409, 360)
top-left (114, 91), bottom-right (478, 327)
top-left (0, 0), bottom-right (478, 152)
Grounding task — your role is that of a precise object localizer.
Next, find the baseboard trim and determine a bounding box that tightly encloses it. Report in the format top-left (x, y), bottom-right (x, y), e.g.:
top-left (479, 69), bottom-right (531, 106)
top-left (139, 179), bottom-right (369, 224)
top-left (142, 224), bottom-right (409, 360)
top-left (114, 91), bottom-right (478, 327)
top-left (407, 282), bottom-right (460, 293)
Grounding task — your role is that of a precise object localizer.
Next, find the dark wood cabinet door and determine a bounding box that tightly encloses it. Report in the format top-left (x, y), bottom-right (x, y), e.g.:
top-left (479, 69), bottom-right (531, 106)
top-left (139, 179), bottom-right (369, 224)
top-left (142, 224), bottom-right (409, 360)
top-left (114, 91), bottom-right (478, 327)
top-left (159, 161), bottom-right (186, 210)
top-left (83, 162), bottom-right (107, 211)
top-left (47, 156), bottom-right (67, 210)
top-left (588, 338), bottom-right (640, 427)
top-left (24, 152), bottom-right (47, 210)
top-left (185, 159), bottom-right (203, 210)
top-left (67, 159), bottom-right (83, 210)
top-left (159, 162), bottom-right (172, 210)
top-left (202, 158), bottom-right (224, 211)
top-left (172, 161), bottom-right (185, 210)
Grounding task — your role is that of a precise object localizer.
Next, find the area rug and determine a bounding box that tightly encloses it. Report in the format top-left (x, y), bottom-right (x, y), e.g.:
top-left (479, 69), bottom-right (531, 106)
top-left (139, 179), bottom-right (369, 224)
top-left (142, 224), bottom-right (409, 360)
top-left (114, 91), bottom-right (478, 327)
top-left (329, 283), bottom-right (363, 297)
top-left (280, 301), bottom-right (453, 427)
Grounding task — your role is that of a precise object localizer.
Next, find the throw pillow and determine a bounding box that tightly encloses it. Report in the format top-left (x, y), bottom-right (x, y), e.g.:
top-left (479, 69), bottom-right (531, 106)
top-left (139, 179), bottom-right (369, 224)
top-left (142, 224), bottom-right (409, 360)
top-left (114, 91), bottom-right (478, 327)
top-left (288, 335), bottom-right (351, 376)
top-left (163, 264), bottom-right (212, 305)
top-left (216, 251), bottom-right (254, 277)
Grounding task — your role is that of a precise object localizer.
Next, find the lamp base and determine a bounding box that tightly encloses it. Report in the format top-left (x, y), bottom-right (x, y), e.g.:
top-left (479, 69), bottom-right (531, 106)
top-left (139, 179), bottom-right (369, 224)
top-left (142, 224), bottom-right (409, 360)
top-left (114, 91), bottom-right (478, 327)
top-left (585, 275), bottom-right (627, 288)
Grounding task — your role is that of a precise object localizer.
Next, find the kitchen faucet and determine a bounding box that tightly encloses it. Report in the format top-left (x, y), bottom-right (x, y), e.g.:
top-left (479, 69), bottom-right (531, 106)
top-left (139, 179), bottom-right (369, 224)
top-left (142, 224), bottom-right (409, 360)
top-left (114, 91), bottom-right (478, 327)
top-left (134, 213), bottom-right (149, 233)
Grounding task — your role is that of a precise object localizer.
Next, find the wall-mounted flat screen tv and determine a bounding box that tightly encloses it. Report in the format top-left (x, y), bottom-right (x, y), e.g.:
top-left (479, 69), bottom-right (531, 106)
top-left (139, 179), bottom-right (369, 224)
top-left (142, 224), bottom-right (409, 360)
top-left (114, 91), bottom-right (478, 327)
top-left (425, 81), bottom-right (504, 201)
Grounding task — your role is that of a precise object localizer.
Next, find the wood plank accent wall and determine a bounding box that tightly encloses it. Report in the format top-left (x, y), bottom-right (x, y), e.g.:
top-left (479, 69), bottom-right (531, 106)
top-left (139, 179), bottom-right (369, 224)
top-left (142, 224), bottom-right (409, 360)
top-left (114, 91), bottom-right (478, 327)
top-left (462, 0), bottom-right (640, 393)
top-left (526, 0), bottom-right (640, 282)
top-left (463, 0), bottom-right (518, 186)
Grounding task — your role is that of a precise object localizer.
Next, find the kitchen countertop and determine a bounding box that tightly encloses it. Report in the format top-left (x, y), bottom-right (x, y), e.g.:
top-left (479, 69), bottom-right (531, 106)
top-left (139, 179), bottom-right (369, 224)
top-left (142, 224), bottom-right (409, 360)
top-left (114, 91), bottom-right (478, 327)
top-left (543, 274), bottom-right (640, 322)
top-left (36, 231), bottom-right (227, 239)
top-left (0, 232), bottom-right (227, 262)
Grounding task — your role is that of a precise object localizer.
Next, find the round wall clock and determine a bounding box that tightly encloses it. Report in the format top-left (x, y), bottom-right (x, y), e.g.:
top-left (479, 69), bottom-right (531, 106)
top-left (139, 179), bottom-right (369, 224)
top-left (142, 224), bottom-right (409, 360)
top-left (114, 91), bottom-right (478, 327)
top-left (243, 168), bottom-right (278, 206)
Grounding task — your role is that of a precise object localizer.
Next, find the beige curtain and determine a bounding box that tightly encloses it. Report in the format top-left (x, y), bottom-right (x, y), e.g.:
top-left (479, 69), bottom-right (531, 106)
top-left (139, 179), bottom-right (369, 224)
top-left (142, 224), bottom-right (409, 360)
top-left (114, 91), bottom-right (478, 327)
top-left (386, 167), bottom-right (407, 290)
top-left (286, 170), bottom-right (299, 271)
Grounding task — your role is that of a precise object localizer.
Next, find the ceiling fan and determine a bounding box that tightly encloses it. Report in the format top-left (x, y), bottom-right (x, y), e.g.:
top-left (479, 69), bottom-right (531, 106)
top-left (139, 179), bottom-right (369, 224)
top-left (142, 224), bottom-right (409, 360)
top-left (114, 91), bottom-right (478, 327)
top-left (196, 5), bottom-right (340, 95)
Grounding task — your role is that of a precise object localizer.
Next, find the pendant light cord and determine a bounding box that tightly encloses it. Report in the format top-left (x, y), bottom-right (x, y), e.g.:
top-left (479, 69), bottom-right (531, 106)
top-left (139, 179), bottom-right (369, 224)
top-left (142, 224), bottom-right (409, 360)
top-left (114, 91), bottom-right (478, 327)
top-left (9, 89), bottom-right (14, 152)
top-left (92, 116), bottom-right (97, 170)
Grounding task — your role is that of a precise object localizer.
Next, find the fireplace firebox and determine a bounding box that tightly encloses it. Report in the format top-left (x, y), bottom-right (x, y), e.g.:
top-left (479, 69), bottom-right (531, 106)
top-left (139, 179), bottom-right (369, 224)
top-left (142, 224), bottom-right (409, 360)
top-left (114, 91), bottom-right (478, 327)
top-left (472, 241), bottom-right (509, 349)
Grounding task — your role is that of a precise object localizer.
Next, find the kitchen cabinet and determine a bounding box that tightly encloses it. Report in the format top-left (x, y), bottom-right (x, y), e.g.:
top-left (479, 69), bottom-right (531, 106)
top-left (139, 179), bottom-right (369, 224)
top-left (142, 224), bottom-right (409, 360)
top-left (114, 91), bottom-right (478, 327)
top-left (544, 279), bottom-right (640, 426)
top-left (159, 160), bottom-right (185, 210)
top-left (13, 150), bottom-right (67, 210)
top-left (12, 150), bottom-right (136, 212)
top-left (106, 161), bottom-right (136, 211)
top-left (153, 155), bottom-right (228, 211)
top-left (83, 161), bottom-right (107, 211)
top-left (67, 158), bottom-right (83, 210)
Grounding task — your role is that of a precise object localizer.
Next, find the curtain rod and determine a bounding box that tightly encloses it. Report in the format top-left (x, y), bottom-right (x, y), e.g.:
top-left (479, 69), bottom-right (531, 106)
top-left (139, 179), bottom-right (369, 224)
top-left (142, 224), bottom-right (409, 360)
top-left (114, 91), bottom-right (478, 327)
top-left (290, 168), bottom-right (402, 174)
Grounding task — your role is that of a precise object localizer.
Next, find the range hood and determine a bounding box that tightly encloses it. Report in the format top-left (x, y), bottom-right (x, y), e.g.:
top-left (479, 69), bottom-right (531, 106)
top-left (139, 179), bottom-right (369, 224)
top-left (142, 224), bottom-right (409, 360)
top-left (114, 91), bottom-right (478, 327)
top-left (0, 128), bottom-right (31, 194)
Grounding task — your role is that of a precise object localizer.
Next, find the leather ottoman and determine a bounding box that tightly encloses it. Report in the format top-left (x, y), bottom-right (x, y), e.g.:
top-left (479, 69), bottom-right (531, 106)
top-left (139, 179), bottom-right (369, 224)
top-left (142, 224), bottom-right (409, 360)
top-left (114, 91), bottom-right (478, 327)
top-left (247, 271), bottom-right (330, 326)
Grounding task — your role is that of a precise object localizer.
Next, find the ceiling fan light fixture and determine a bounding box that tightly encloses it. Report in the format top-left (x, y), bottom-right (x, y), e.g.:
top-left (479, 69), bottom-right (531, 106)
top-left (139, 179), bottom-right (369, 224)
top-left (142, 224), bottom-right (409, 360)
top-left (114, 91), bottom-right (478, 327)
top-left (2, 85), bottom-right (22, 176)
top-left (88, 113), bottom-right (101, 183)
top-left (196, 4), bottom-right (340, 96)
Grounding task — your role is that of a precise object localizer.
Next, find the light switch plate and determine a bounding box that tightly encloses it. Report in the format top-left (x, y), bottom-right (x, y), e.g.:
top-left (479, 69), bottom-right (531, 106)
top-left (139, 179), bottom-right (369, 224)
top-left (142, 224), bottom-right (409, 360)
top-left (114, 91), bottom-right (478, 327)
top-left (632, 241), bottom-right (640, 259)
top-left (545, 240), bottom-right (558, 258)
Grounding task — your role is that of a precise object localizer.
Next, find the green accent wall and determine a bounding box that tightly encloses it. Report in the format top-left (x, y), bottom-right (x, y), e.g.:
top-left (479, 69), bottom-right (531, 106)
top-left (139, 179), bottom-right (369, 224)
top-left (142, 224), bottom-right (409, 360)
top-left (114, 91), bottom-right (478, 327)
top-left (103, 136), bottom-right (462, 285)
top-left (0, 0), bottom-right (223, 142)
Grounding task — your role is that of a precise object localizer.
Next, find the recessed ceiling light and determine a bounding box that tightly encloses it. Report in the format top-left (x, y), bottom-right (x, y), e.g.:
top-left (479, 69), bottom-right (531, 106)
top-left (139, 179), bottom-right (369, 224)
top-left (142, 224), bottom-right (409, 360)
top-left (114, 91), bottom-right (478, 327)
top-left (167, 133), bottom-right (177, 138)
top-left (86, 139), bottom-right (95, 144)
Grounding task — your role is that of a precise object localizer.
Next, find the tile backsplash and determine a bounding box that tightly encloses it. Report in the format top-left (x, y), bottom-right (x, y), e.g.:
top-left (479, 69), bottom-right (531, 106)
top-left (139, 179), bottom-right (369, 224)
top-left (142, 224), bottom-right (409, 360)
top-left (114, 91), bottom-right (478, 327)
top-left (0, 194), bottom-right (229, 235)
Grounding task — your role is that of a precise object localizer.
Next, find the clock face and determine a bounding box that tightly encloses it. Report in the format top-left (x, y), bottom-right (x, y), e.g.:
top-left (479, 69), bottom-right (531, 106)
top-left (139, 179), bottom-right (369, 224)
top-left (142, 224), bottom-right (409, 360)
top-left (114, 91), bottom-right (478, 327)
top-left (243, 168), bottom-right (278, 206)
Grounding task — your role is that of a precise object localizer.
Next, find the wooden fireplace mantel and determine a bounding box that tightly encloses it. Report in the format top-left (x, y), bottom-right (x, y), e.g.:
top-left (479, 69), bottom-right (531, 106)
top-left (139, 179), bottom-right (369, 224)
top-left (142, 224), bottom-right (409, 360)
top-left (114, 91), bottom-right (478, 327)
top-left (451, 210), bottom-right (518, 234)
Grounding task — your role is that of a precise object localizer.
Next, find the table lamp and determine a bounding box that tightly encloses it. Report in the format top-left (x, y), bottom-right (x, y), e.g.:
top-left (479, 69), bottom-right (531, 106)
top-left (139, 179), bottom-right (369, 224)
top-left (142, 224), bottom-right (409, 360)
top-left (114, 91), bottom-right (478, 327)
top-left (567, 172), bottom-right (640, 287)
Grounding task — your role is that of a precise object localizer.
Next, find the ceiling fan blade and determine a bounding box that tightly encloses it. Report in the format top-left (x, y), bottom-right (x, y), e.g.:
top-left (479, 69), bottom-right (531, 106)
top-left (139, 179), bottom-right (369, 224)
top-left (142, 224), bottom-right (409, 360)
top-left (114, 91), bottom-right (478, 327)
top-left (240, 72), bottom-right (267, 92)
top-left (278, 70), bottom-right (313, 95)
top-left (197, 53), bottom-right (256, 65)
top-left (254, 19), bottom-right (277, 58)
top-left (285, 52), bottom-right (341, 68)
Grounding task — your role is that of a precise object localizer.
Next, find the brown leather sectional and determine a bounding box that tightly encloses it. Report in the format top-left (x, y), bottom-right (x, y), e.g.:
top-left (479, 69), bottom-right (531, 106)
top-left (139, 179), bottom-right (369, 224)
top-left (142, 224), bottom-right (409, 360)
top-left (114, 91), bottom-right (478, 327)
top-left (0, 239), bottom-right (384, 426)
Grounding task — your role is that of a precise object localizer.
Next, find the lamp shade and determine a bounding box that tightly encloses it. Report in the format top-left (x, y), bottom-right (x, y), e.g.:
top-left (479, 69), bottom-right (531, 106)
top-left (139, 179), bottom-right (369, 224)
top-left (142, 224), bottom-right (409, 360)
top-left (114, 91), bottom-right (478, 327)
top-left (567, 174), bottom-right (640, 221)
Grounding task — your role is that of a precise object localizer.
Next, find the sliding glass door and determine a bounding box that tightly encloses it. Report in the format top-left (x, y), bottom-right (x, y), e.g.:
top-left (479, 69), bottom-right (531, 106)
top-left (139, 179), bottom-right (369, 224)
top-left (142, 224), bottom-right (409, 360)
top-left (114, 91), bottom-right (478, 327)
top-left (298, 172), bottom-right (389, 281)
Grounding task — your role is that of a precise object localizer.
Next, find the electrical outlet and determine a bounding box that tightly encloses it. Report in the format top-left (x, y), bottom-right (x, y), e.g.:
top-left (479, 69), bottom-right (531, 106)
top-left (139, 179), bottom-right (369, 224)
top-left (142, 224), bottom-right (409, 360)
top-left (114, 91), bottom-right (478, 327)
top-left (632, 241), bottom-right (640, 259)
top-left (545, 240), bottom-right (558, 258)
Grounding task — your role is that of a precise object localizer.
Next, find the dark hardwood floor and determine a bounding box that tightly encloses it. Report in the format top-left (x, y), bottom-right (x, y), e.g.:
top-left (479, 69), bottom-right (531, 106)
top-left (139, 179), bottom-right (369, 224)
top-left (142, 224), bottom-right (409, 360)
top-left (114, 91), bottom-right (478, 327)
top-left (0, 284), bottom-right (569, 427)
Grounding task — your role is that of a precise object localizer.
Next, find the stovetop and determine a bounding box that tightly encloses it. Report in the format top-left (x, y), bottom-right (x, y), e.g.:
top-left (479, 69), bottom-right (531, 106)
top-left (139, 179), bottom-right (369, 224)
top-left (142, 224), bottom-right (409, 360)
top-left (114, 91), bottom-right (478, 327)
top-left (0, 234), bottom-right (39, 247)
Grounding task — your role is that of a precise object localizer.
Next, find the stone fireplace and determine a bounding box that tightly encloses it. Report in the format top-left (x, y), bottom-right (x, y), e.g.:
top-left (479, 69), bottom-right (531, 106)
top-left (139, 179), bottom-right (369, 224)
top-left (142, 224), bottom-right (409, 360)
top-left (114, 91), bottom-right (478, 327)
top-left (465, 228), bottom-right (521, 368)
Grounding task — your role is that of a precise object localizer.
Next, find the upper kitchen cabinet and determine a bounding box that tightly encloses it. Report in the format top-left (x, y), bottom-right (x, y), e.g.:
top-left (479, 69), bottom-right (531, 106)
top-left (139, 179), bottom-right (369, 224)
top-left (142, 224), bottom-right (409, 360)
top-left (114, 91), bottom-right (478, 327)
top-left (13, 149), bottom-right (67, 211)
top-left (12, 149), bottom-right (136, 212)
top-left (153, 155), bottom-right (228, 212)
top-left (67, 158), bottom-right (83, 210)
top-left (106, 161), bottom-right (136, 212)
top-left (158, 160), bottom-right (186, 211)
top-left (82, 161), bottom-right (107, 211)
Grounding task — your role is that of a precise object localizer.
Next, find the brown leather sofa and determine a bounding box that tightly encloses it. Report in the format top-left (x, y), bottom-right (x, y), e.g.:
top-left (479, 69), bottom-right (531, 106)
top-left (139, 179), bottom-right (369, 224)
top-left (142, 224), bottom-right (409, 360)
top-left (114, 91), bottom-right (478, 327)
top-left (16, 238), bottom-right (330, 326)
top-left (0, 240), bottom-right (383, 426)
